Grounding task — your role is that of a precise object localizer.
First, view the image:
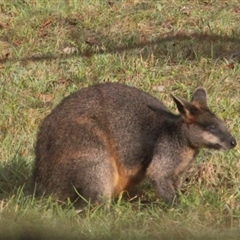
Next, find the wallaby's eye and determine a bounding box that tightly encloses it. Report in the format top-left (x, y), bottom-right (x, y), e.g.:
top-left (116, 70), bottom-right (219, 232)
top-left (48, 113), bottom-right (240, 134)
top-left (207, 125), bottom-right (217, 133)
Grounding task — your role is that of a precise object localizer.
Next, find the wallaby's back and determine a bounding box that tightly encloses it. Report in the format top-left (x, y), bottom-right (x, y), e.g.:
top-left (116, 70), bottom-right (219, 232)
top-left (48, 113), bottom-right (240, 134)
top-left (34, 82), bottom-right (236, 204)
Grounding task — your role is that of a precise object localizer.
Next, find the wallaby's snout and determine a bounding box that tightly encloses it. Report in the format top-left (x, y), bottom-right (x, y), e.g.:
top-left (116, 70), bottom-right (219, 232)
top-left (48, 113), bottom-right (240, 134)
top-left (202, 119), bottom-right (237, 151)
top-left (212, 133), bottom-right (237, 150)
top-left (230, 137), bottom-right (237, 148)
top-left (231, 137), bottom-right (237, 148)
top-left (224, 135), bottom-right (236, 150)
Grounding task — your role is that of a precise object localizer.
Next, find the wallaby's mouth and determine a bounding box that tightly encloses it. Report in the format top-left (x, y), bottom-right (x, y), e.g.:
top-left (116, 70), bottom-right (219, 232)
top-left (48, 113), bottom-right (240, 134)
top-left (206, 143), bottom-right (229, 150)
top-left (209, 143), bottom-right (224, 150)
top-left (211, 140), bottom-right (237, 150)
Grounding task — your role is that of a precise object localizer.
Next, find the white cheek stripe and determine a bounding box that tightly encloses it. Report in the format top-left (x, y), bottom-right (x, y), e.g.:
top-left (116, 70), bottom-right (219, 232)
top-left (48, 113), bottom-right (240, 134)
top-left (202, 132), bottom-right (221, 145)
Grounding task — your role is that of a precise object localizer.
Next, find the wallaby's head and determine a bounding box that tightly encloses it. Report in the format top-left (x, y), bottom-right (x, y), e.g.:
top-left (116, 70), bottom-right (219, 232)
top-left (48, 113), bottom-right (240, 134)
top-left (171, 87), bottom-right (237, 150)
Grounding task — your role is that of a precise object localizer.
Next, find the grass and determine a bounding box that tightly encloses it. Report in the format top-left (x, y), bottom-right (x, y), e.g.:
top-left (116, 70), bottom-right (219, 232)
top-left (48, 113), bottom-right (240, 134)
top-left (0, 0), bottom-right (240, 239)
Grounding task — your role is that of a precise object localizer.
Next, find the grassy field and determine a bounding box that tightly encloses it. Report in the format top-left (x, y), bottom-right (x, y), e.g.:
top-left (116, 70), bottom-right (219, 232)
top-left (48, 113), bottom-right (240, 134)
top-left (0, 0), bottom-right (240, 239)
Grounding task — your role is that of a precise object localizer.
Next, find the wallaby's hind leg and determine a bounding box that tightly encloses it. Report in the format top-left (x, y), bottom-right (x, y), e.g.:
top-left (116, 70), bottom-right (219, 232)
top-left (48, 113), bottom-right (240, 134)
top-left (71, 150), bottom-right (116, 205)
top-left (34, 153), bottom-right (114, 206)
top-left (35, 120), bottom-right (117, 206)
top-left (68, 122), bottom-right (117, 205)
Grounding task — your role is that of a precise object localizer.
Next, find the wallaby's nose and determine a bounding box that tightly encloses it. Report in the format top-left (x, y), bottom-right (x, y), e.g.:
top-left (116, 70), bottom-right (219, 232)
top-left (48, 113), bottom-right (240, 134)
top-left (230, 138), bottom-right (237, 148)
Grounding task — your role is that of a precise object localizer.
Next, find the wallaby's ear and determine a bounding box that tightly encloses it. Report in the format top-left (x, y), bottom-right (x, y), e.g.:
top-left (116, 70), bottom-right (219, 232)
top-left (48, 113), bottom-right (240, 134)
top-left (191, 87), bottom-right (207, 108)
top-left (171, 94), bottom-right (199, 124)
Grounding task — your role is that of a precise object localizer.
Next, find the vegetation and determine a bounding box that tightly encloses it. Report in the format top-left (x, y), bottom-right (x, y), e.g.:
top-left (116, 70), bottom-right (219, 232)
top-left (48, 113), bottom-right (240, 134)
top-left (0, 0), bottom-right (239, 239)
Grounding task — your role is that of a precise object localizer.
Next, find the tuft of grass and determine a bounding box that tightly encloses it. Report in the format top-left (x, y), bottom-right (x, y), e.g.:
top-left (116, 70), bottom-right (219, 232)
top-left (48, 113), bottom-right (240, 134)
top-left (0, 0), bottom-right (240, 239)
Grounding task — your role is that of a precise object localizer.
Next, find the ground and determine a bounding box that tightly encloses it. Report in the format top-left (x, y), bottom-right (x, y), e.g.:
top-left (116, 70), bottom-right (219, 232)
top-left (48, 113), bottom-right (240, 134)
top-left (0, 0), bottom-right (240, 239)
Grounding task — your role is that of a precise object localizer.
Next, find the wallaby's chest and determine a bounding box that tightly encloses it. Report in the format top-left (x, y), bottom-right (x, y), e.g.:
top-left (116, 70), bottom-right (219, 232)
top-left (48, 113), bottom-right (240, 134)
top-left (174, 148), bottom-right (196, 176)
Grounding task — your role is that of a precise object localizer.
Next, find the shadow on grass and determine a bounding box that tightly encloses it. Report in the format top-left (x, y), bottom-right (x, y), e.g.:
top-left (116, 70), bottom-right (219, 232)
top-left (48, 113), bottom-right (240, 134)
top-left (0, 32), bottom-right (240, 64)
top-left (0, 153), bottom-right (32, 199)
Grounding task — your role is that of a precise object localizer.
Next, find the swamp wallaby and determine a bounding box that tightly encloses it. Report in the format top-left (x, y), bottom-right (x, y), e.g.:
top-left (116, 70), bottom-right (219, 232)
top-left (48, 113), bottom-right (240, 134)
top-left (34, 83), bottom-right (236, 205)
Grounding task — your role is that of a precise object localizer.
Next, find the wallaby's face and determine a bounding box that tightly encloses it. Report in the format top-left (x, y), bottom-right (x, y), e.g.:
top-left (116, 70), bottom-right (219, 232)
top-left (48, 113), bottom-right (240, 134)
top-left (185, 110), bottom-right (236, 150)
top-left (172, 87), bottom-right (237, 150)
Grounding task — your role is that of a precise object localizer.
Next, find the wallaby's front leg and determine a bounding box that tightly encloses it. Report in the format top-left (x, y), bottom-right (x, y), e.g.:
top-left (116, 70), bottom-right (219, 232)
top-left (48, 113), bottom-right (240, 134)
top-left (150, 176), bottom-right (177, 205)
top-left (147, 157), bottom-right (178, 205)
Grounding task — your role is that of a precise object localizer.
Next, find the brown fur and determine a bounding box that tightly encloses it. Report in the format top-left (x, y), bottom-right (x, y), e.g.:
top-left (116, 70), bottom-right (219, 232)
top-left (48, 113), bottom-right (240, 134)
top-left (33, 83), bottom-right (236, 205)
top-left (174, 148), bottom-right (196, 176)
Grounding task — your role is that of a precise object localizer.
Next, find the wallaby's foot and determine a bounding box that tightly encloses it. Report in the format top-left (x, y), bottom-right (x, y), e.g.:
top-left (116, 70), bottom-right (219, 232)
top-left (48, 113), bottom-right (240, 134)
top-left (149, 176), bottom-right (180, 207)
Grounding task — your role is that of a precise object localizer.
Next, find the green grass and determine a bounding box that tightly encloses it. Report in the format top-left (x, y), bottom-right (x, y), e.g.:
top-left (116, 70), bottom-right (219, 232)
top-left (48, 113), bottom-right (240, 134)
top-left (0, 0), bottom-right (240, 239)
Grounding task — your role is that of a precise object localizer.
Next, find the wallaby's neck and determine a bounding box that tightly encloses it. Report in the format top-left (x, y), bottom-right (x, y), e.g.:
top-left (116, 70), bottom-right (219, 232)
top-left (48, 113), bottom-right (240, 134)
top-left (178, 119), bottom-right (199, 151)
top-left (162, 114), bottom-right (198, 151)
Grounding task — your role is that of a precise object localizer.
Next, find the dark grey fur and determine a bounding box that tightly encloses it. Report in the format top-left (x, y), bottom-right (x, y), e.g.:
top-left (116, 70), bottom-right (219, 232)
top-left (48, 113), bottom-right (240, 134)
top-left (33, 83), bottom-right (236, 204)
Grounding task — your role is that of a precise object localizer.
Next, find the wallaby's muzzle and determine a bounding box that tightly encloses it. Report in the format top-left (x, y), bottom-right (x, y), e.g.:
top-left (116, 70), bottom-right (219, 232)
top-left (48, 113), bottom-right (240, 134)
top-left (229, 137), bottom-right (237, 148)
top-left (217, 136), bottom-right (237, 150)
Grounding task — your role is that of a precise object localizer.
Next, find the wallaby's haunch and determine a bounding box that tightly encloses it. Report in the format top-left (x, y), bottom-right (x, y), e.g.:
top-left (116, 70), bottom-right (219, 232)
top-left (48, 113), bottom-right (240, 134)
top-left (34, 83), bottom-right (236, 205)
